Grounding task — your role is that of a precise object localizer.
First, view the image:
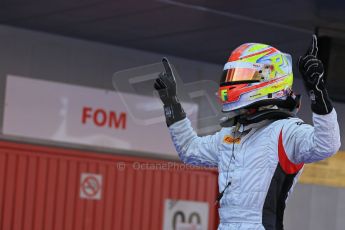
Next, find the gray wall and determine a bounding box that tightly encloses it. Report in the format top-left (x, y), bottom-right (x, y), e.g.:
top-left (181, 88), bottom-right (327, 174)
top-left (0, 25), bottom-right (344, 229)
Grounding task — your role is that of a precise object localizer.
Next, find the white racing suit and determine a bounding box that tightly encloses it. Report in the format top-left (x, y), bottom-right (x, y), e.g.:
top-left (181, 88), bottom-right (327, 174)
top-left (169, 109), bottom-right (341, 230)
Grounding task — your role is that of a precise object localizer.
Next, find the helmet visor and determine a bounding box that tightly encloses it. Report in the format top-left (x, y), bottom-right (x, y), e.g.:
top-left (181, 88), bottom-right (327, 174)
top-left (221, 61), bottom-right (267, 85)
top-left (224, 68), bottom-right (261, 82)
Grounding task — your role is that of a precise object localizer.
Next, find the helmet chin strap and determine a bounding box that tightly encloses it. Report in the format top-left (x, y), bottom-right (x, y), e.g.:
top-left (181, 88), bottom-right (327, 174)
top-left (238, 109), bottom-right (294, 124)
top-left (220, 94), bottom-right (301, 127)
top-left (220, 108), bottom-right (295, 127)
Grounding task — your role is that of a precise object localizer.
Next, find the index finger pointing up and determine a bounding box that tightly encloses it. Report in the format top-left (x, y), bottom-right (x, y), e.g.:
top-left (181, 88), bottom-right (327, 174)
top-left (308, 34), bottom-right (318, 57)
top-left (162, 57), bottom-right (173, 76)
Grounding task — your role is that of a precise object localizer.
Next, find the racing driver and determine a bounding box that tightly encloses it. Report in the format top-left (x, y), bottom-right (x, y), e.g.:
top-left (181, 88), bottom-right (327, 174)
top-left (154, 35), bottom-right (341, 230)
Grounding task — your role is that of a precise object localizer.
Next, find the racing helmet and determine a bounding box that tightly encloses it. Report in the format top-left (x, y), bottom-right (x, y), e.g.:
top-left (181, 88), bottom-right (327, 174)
top-left (218, 43), bottom-right (293, 112)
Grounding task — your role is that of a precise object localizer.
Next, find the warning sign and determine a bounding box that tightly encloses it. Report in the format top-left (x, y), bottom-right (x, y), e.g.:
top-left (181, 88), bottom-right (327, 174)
top-left (80, 173), bottom-right (103, 200)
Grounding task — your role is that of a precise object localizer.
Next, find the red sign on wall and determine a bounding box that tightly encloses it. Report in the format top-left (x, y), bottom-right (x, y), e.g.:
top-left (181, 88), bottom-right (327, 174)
top-left (81, 107), bottom-right (127, 130)
top-left (80, 173), bottom-right (103, 200)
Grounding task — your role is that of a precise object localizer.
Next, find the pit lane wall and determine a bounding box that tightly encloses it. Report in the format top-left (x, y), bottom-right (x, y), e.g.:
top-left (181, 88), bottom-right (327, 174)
top-left (0, 140), bottom-right (219, 230)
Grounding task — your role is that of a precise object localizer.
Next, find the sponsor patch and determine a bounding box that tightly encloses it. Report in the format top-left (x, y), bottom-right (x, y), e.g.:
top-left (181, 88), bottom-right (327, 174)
top-left (223, 135), bottom-right (241, 144)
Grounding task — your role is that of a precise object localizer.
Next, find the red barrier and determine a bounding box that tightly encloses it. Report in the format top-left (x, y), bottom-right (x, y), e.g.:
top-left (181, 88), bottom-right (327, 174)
top-left (0, 141), bottom-right (219, 230)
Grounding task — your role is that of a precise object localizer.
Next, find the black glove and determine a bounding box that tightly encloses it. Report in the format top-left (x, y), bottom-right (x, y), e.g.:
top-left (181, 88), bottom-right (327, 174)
top-left (298, 35), bottom-right (333, 115)
top-left (154, 58), bottom-right (186, 126)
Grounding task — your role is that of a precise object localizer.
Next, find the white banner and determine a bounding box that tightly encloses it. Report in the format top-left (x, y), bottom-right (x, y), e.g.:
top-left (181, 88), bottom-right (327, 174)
top-left (3, 75), bottom-right (198, 157)
top-left (163, 199), bottom-right (209, 230)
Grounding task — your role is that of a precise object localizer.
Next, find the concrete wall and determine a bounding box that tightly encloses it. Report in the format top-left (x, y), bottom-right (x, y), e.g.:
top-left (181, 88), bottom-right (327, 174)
top-left (0, 25), bottom-right (344, 229)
